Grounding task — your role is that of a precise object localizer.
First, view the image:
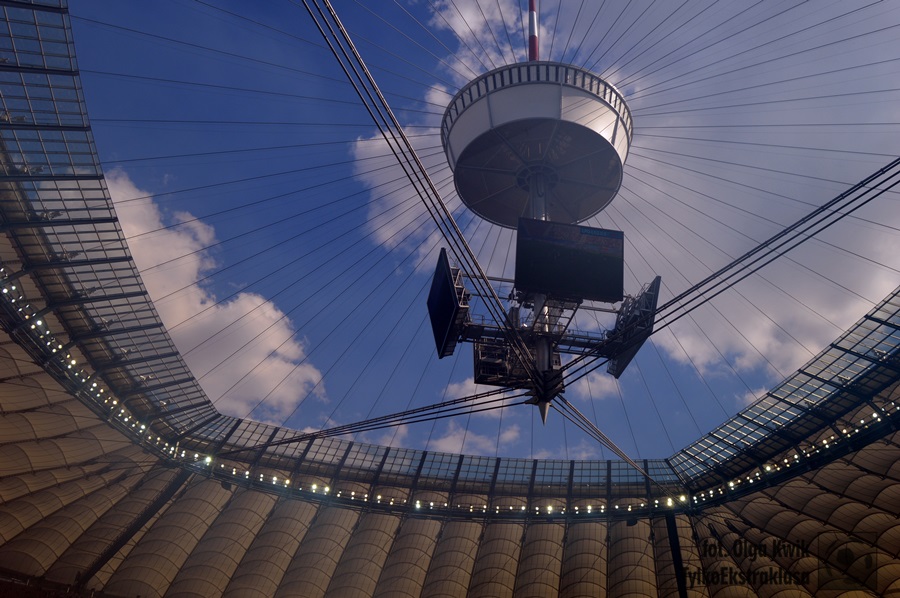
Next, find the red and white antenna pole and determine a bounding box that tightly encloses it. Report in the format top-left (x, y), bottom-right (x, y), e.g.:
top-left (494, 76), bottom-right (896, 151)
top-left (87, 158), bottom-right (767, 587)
top-left (528, 0), bottom-right (539, 61)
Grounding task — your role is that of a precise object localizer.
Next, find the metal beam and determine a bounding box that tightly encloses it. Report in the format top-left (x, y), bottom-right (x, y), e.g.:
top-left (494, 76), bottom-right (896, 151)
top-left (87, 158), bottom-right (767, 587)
top-left (0, 173), bottom-right (103, 183)
top-left (0, 0), bottom-right (66, 13)
top-left (119, 377), bottom-right (197, 399)
top-left (24, 255), bottom-right (134, 271)
top-left (0, 216), bottom-right (119, 231)
top-left (0, 123), bottom-right (89, 132)
top-left (463, 322), bottom-right (612, 355)
top-left (68, 321), bottom-right (165, 343)
top-left (92, 351), bottom-right (183, 375)
top-left (0, 63), bottom-right (77, 76)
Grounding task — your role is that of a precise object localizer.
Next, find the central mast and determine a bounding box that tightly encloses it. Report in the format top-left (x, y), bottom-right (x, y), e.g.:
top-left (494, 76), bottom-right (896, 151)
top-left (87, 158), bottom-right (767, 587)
top-left (528, 0), bottom-right (539, 61)
top-left (428, 1), bottom-right (659, 423)
top-left (526, 0), bottom-right (552, 422)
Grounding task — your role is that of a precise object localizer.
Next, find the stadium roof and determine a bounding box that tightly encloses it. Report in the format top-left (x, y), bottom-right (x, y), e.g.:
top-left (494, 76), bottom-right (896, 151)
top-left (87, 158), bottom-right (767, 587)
top-left (0, 2), bottom-right (899, 596)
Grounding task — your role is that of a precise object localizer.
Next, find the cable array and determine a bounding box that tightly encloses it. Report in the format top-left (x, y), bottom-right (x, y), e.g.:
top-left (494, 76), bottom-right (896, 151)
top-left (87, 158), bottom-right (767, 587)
top-left (300, 0), bottom-right (541, 387)
top-left (68, 1), bottom-right (900, 461)
top-left (562, 156), bottom-right (900, 387)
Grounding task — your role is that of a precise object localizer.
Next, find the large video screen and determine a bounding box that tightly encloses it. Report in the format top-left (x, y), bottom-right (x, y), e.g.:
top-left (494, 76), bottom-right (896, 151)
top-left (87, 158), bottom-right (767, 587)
top-left (515, 218), bottom-right (624, 303)
top-left (427, 248), bottom-right (463, 358)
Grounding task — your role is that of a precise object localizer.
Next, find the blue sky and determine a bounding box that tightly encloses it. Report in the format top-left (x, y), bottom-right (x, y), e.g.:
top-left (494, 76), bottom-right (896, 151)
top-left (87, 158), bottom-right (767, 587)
top-left (68, 0), bottom-right (900, 460)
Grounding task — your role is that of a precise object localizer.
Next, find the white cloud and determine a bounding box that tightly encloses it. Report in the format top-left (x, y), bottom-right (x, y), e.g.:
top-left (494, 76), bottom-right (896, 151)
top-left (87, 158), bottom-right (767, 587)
top-left (427, 0), bottom-right (530, 79)
top-left (373, 424), bottom-right (410, 448)
top-left (429, 420), bottom-right (520, 455)
top-left (106, 169), bottom-right (325, 423)
top-left (567, 370), bottom-right (619, 402)
top-left (532, 438), bottom-right (604, 461)
top-left (445, 376), bottom-right (480, 399)
top-left (443, 377), bottom-right (524, 420)
top-left (737, 386), bottom-right (769, 407)
top-left (646, 228), bottom-right (900, 385)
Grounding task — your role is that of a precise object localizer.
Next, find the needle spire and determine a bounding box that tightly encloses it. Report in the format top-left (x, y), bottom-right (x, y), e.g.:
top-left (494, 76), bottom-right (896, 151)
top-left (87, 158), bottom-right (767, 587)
top-left (528, 0), bottom-right (539, 61)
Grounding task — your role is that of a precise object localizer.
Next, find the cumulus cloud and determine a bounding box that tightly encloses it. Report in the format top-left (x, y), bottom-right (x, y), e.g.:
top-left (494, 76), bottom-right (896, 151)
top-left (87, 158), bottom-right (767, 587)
top-left (106, 169), bottom-right (325, 423)
top-left (639, 197), bottom-right (900, 385)
top-left (567, 370), bottom-right (619, 402)
top-left (373, 424), bottom-right (410, 448)
top-left (429, 419), bottom-right (521, 455)
top-left (737, 386), bottom-right (770, 408)
top-left (442, 376), bottom-right (522, 418)
top-left (427, 0), bottom-right (532, 80)
top-left (350, 130), bottom-right (521, 284)
top-left (533, 438), bottom-right (605, 461)
top-left (349, 1), bottom-right (534, 278)
top-left (445, 376), bottom-right (480, 399)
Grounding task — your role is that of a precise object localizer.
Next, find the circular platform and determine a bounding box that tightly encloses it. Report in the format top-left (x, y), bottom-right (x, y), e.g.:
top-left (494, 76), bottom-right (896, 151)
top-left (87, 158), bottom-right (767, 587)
top-left (441, 62), bottom-right (633, 228)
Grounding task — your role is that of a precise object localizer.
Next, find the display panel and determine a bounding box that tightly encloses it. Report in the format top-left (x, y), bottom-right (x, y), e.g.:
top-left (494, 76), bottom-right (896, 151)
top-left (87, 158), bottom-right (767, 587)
top-left (608, 275), bottom-right (661, 378)
top-left (427, 248), bottom-right (465, 358)
top-left (515, 218), bottom-right (624, 303)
